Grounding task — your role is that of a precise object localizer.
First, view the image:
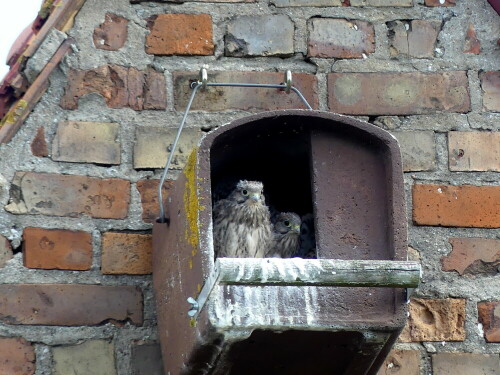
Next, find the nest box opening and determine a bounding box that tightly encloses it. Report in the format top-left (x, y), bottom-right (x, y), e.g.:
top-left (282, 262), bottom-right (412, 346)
top-left (210, 117), bottom-right (314, 216)
top-left (209, 115), bottom-right (316, 258)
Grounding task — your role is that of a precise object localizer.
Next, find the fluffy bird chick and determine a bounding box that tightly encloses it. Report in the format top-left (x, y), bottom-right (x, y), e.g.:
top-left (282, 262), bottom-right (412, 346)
top-left (267, 212), bottom-right (301, 258)
top-left (213, 180), bottom-right (272, 258)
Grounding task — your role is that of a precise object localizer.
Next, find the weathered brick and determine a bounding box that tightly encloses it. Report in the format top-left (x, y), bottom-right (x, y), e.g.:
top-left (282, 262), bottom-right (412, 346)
top-left (480, 71), bottom-right (500, 112)
top-left (53, 340), bottom-right (116, 375)
top-left (425, 0), bottom-right (455, 6)
top-left (225, 15), bottom-right (294, 57)
top-left (5, 172), bottom-right (130, 219)
top-left (24, 29), bottom-right (66, 84)
top-left (144, 67), bottom-right (168, 110)
top-left (133, 126), bottom-right (202, 170)
top-left (23, 227), bottom-right (92, 271)
top-left (133, 0), bottom-right (254, 2)
top-left (350, 0), bottom-right (412, 5)
top-left (464, 23), bottom-right (481, 54)
top-left (131, 342), bottom-right (164, 375)
top-left (478, 301), bottom-right (500, 342)
top-left (412, 184), bottom-right (500, 228)
top-left (137, 179), bottom-right (173, 223)
top-left (376, 350), bottom-right (420, 375)
top-left (273, 0), bottom-right (411, 5)
top-left (174, 71), bottom-right (318, 111)
top-left (432, 353), bottom-right (499, 375)
top-left (271, 0), bottom-right (342, 6)
top-left (60, 65), bottom-right (166, 110)
top-left (101, 232), bottom-right (152, 275)
top-left (442, 238), bottom-right (500, 276)
top-left (146, 14), bottom-right (214, 56)
top-left (0, 337), bottom-right (35, 375)
top-left (52, 121), bottom-right (121, 165)
top-left (93, 13), bottom-right (128, 51)
top-left (0, 284), bottom-right (143, 325)
top-left (0, 235), bottom-right (13, 268)
top-left (308, 18), bottom-right (374, 58)
top-left (390, 131), bottom-right (436, 171)
top-left (30, 126), bottom-right (48, 157)
top-left (388, 20), bottom-right (441, 58)
top-left (399, 298), bottom-right (466, 342)
top-left (448, 131), bottom-right (500, 171)
top-left (328, 72), bottom-right (470, 115)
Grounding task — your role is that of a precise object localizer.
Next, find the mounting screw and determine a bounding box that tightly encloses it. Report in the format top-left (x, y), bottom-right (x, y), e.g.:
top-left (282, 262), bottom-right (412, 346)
top-left (187, 297), bottom-right (199, 317)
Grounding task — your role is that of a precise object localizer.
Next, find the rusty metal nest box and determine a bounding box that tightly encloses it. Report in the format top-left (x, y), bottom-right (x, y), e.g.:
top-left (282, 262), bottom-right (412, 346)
top-left (153, 110), bottom-right (420, 375)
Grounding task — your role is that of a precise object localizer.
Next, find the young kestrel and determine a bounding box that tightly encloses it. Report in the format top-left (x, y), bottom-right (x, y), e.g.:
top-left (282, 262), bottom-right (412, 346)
top-left (212, 180), bottom-right (272, 258)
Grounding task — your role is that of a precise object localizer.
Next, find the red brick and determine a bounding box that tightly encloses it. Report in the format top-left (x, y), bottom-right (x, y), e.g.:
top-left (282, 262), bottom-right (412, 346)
top-left (425, 0), bottom-right (455, 6)
top-left (60, 65), bottom-right (166, 110)
top-left (442, 238), bottom-right (500, 275)
top-left (432, 353), bottom-right (499, 375)
top-left (0, 337), bottom-right (35, 375)
top-left (30, 127), bottom-right (48, 157)
top-left (328, 72), bottom-right (470, 115)
top-left (478, 301), bottom-right (500, 342)
top-left (0, 235), bottom-right (13, 268)
top-left (146, 14), bottom-right (214, 56)
top-left (174, 71), bottom-right (318, 111)
top-left (308, 18), bottom-right (375, 58)
top-left (101, 232), bottom-right (152, 275)
top-left (464, 23), bottom-right (481, 54)
top-left (137, 179), bottom-right (173, 223)
top-left (0, 284), bottom-right (143, 325)
top-left (412, 184), bottom-right (500, 228)
top-left (5, 172), bottom-right (130, 219)
top-left (480, 71), bottom-right (500, 112)
top-left (376, 350), bottom-right (420, 375)
top-left (93, 13), bottom-right (128, 51)
top-left (448, 131), bottom-right (500, 171)
top-left (23, 227), bottom-right (92, 270)
top-left (399, 298), bottom-right (466, 342)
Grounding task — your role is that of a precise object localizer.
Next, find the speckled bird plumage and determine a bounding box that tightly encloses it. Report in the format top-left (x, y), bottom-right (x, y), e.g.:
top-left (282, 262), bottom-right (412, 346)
top-left (267, 212), bottom-right (301, 258)
top-left (213, 180), bottom-right (272, 258)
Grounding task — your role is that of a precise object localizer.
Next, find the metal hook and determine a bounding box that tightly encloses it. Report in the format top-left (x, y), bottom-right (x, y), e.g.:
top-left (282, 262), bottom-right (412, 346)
top-left (199, 67), bottom-right (208, 89)
top-left (158, 67), bottom-right (313, 223)
top-left (284, 70), bottom-right (292, 93)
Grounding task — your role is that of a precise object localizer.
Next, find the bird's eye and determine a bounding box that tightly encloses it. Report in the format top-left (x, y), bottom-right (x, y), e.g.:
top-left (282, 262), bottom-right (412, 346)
top-left (284, 220), bottom-right (290, 226)
top-left (242, 189), bottom-right (248, 196)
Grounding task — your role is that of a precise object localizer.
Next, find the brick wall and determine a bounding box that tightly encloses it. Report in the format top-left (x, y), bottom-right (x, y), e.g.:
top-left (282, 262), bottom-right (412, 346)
top-left (0, 0), bottom-right (498, 373)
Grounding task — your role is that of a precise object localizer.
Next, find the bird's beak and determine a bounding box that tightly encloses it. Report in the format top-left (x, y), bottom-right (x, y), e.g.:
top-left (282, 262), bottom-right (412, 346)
top-left (249, 193), bottom-right (260, 201)
top-left (292, 224), bottom-right (300, 233)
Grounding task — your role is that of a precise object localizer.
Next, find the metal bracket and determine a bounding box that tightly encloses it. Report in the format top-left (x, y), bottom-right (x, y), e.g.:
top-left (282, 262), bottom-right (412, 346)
top-left (158, 68), bottom-right (314, 223)
top-left (187, 297), bottom-right (199, 317)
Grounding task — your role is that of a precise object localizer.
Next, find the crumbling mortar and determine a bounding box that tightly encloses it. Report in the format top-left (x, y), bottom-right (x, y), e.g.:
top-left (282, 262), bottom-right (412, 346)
top-left (434, 132), bottom-right (448, 174)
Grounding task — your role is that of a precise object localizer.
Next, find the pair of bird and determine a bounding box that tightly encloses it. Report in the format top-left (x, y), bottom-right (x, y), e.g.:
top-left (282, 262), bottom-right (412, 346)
top-left (212, 179), bottom-right (304, 258)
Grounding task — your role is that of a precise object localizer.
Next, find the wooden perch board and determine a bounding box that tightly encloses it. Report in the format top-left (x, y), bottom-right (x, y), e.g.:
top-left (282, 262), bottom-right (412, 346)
top-left (215, 258), bottom-right (421, 288)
